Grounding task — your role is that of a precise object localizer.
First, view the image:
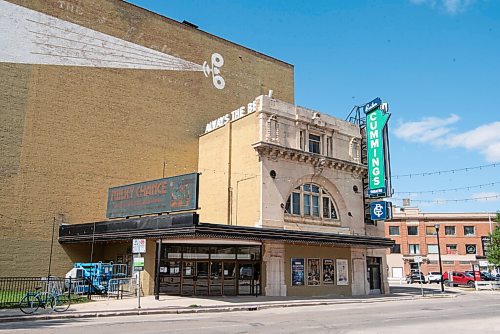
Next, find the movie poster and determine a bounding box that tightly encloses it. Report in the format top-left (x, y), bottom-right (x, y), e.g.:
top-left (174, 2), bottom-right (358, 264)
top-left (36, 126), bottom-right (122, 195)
top-left (291, 258), bottom-right (305, 286)
top-left (322, 259), bottom-right (334, 284)
top-left (336, 259), bottom-right (349, 285)
top-left (307, 258), bottom-right (321, 286)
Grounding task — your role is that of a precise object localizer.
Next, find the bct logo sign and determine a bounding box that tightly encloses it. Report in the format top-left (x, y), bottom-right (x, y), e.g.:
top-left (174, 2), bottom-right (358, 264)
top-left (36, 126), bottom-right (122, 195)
top-left (370, 201), bottom-right (392, 221)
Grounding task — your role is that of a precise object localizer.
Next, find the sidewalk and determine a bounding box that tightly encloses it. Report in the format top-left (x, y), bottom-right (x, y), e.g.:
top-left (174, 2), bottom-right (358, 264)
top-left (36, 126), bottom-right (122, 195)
top-left (0, 286), bottom-right (455, 323)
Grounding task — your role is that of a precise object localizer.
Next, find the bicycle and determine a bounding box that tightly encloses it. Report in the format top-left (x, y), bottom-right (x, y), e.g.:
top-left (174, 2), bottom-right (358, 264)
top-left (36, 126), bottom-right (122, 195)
top-left (19, 286), bottom-right (71, 314)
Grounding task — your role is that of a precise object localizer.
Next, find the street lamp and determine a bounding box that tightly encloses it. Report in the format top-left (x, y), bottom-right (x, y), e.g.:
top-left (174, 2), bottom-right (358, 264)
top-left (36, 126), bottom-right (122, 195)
top-left (435, 224), bottom-right (445, 293)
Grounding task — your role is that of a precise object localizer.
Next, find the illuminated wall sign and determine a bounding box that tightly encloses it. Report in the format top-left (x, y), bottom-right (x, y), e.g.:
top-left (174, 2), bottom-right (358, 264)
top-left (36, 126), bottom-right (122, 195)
top-left (364, 97), bottom-right (382, 114)
top-left (365, 98), bottom-right (391, 197)
top-left (106, 173), bottom-right (198, 218)
top-left (204, 100), bottom-right (257, 133)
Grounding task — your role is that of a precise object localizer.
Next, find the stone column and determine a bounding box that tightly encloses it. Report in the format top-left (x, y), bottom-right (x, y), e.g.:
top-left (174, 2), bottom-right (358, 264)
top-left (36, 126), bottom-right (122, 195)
top-left (263, 242), bottom-right (287, 296)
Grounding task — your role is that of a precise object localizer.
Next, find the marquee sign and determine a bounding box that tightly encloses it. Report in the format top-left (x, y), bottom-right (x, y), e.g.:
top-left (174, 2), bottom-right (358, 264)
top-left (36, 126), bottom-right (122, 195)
top-left (106, 173), bottom-right (198, 219)
top-left (365, 98), bottom-right (391, 197)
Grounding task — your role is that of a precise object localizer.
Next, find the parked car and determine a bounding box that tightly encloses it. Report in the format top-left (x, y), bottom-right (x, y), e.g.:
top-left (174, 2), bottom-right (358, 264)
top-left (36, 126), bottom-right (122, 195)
top-left (442, 271), bottom-right (475, 288)
top-left (464, 271), bottom-right (493, 281)
top-left (425, 271), bottom-right (442, 284)
top-left (406, 272), bottom-right (426, 284)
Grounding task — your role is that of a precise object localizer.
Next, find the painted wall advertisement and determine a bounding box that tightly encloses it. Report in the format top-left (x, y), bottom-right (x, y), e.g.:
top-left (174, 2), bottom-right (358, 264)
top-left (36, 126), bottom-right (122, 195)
top-left (336, 259), bottom-right (349, 285)
top-left (106, 173), bottom-right (198, 218)
top-left (291, 258), bottom-right (305, 286)
top-left (365, 98), bottom-right (391, 198)
top-left (307, 258), bottom-right (321, 286)
top-left (322, 259), bottom-right (335, 284)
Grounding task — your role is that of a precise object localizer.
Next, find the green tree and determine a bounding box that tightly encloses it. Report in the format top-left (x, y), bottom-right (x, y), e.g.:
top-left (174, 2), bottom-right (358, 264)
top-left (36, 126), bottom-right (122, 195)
top-left (486, 212), bottom-right (500, 267)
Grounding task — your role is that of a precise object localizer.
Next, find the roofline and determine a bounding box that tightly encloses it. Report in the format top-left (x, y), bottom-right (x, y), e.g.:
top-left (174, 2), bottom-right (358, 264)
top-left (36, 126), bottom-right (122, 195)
top-left (122, 1), bottom-right (293, 68)
top-left (58, 214), bottom-right (393, 248)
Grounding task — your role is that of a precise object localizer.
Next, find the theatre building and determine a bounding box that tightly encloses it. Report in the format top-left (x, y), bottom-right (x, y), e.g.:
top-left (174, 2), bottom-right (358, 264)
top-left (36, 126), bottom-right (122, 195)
top-left (1, 0), bottom-right (393, 297)
top-left (60, 95), bottom-right (393, 297)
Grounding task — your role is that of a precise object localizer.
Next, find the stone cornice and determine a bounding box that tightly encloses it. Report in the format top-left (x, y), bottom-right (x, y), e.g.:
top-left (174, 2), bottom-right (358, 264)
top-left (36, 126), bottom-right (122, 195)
top-left (252, 141), bottom-right (367, 175)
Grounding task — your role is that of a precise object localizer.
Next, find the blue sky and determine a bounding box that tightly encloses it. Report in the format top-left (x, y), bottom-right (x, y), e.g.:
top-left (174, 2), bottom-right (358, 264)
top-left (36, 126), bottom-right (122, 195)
top-left (128, 0), bottom-right (500, 213)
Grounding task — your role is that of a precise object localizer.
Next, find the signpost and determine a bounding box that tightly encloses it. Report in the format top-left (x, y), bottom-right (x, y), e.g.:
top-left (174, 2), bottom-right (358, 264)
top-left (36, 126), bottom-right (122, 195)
top-left (132, 239), bottom-right (146, 309)
top-left (414, 256), bottom-right (424, 296)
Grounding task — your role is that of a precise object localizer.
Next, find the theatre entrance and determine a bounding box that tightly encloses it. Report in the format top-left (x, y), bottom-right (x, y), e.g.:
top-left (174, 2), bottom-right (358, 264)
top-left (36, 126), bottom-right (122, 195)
top-left (158, 243), bottom-right (261, 296)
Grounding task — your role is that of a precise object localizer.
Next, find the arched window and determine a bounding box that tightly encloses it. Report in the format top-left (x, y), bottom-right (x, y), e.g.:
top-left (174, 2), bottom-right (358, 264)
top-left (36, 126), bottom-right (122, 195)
top-left (285, 183), bottom-right (338, 219)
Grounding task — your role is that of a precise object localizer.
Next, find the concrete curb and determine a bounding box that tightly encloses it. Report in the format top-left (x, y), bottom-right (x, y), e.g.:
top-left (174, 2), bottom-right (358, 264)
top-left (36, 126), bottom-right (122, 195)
top-left (0, 294), bottom-right (455, 323)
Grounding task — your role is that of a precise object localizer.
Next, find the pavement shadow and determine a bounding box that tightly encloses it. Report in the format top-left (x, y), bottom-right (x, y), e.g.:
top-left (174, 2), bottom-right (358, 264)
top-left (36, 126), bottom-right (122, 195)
top-left (0, 317), bottom-right (93, 331)
top-left (389, 283), bottom-right (462, 296)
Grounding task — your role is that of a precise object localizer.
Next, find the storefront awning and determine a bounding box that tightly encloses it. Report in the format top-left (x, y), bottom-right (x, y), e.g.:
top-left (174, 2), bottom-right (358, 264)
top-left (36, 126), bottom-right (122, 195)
top-left (59, 213), bottom-right (393, 248)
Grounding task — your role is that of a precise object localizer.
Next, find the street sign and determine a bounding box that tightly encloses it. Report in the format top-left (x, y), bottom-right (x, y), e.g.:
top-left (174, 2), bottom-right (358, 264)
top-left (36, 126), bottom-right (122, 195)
top-left (370, 201), bottom-right (392, 221)
top-left (133, 239), bottom-right (146, 254)
top-left (133, 257), bottom-right (144, 271)
top-left (414, 256), bottom-right (423, 263)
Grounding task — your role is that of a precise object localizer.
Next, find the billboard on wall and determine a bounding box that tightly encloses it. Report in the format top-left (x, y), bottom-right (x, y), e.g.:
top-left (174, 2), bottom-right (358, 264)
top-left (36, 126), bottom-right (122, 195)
top-left (365, 98), bottom-right (391, 198)
top-left (106, 173), bottom-right (198, 219)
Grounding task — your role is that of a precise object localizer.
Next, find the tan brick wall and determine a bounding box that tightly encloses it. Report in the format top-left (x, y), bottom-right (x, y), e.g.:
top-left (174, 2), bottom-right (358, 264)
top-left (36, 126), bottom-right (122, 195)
top-left (284, 244), bottom-right (352, 297)
top-left (198, 106), bottom-right (261, 226)
top-left (0, 0), bottom-right (294, 276)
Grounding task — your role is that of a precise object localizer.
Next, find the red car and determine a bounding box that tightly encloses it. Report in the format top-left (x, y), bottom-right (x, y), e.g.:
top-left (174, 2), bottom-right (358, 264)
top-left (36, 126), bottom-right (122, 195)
top-left (442, 271), bottom-right (476, 288)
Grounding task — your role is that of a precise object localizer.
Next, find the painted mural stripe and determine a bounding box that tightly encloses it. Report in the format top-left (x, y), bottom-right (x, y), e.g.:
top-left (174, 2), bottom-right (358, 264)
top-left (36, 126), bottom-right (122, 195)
top-left (0, 0), bottom-right (203, 71)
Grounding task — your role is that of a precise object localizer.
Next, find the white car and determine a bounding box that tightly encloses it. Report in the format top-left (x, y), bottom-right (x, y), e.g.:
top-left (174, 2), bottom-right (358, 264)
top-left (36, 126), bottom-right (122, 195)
top-left (425, 272), bottom-right (442, 284)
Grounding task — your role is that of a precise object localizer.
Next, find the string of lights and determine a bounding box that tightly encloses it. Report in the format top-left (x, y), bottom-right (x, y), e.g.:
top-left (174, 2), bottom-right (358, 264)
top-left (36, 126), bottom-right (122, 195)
top-left (392, 163), bottom-right (498, 179)
top-left (394, 181), bottom-right (500, 195)
top-left (392, 194), bottom-right (500, 204)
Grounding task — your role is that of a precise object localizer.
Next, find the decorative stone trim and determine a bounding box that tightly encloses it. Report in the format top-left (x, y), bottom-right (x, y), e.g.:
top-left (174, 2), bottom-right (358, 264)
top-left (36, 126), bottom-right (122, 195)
top-left (252, 141), bottom-right (367, 176)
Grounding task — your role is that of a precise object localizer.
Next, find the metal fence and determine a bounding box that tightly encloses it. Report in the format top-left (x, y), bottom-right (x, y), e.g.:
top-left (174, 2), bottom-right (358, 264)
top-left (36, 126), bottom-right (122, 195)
top-left (0, 276), bottom-right (87, 308)
top-left (107, 277), bottom-right (137, 298)
top-left (0, 276), bottom-right (137, 308)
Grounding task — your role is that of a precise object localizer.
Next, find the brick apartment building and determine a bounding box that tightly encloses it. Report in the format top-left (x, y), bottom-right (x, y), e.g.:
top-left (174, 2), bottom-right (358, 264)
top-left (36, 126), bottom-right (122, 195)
top-left (385, 204), bottom-right (497, 279)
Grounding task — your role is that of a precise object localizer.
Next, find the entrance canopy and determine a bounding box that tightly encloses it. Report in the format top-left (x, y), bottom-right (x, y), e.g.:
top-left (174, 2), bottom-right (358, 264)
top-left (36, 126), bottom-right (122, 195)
top-left (59, 213), bottom-right (393, 248)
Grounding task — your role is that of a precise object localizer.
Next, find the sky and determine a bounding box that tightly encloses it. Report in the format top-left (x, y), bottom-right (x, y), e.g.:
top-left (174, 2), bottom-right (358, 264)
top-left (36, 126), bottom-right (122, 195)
top-left (128, 0), bottom-right (500, 214)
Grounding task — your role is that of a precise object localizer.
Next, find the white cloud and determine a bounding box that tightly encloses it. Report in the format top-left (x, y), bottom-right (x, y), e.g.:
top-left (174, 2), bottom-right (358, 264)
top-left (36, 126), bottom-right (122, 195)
top-left (409, 0), bottom-right (475, 15)
top-left (393, 114), bottom-right (459, 143)
top-left (471, 192), bottom-right (500, 202)
top-left (446, 122), bottom-right (500, 163)
top-left (394, 117), bottom-right (500, 163)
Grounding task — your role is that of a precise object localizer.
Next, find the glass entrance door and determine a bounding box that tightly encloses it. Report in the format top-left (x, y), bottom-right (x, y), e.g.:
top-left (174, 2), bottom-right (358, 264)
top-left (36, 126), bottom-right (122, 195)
top-left (210, 261), bottom-right (222, 296)
top-left (223, 262), bottom-right (236, 295)
top-left (367, 257), bottom-right (382, 294)
top-left (181, 261), bottom-right (195, 296)
top-left (237, 263), bottom-right (253, 295)
top-left (195, 261), bottom-right (209, 296)
top-left (159, 260), bottom-right (181, 295)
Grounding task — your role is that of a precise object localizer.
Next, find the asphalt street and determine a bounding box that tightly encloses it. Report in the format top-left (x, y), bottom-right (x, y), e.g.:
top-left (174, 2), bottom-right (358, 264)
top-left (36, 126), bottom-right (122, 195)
top-left (1, 292), bottom-right (499, 333)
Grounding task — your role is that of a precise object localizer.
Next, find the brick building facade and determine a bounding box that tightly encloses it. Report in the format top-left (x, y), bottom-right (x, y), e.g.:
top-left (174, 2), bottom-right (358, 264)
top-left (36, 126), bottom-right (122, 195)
top-left (385, 205), bottom-right (496, 279)
top-left (0, 0), bottom-right (294, 277)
